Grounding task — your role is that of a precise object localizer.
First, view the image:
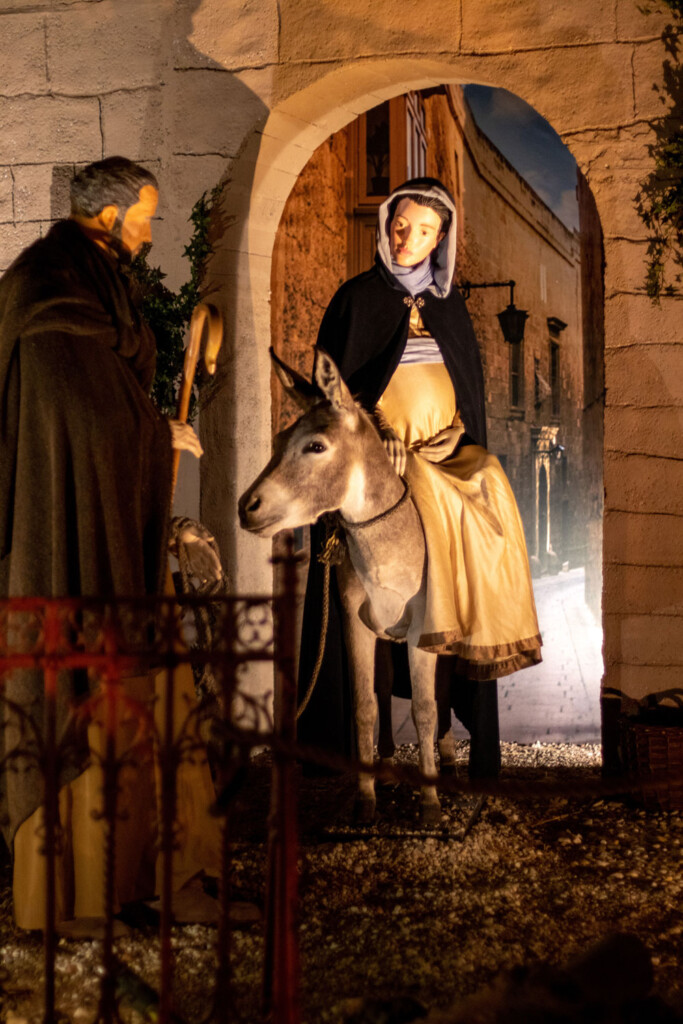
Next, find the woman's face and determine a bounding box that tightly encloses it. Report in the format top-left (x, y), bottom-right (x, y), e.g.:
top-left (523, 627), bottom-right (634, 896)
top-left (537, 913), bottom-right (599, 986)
top-left (390, 198), bottom-right (445, 267)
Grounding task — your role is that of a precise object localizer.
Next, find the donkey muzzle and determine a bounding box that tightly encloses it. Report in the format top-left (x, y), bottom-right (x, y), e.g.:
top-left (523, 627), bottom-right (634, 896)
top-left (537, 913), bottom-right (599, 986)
top-left (238, 490), bottom-right (261, 529)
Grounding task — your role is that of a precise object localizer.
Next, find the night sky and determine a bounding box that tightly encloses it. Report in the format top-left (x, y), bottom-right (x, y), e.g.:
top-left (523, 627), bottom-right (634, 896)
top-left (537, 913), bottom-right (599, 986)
top-left (463, 84), bottom-right (580, 232)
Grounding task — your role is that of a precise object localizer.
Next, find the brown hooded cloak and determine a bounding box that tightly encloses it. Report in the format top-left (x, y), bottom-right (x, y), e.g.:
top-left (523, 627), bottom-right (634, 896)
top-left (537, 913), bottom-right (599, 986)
top-left (0, 220), bottom-right (172, 846)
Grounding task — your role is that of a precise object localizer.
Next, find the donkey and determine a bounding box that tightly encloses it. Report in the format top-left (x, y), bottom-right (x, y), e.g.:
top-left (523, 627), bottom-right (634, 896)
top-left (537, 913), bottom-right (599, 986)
top-left (238, 348), bottom-right (456, 824)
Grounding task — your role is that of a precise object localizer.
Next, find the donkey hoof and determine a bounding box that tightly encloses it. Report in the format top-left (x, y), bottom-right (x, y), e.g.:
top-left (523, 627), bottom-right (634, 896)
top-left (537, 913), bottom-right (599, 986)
top-left (353, 797), bottom-right (376, 824)
top-left (439, 761), bottom-right (456, 776)
top-left (420, 801), bottom-right (441, 827)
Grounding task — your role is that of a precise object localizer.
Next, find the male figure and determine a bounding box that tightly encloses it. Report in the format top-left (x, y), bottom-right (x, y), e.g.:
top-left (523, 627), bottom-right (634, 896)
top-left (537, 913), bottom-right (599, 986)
top-left (0, 157), bottom-right (219, 931)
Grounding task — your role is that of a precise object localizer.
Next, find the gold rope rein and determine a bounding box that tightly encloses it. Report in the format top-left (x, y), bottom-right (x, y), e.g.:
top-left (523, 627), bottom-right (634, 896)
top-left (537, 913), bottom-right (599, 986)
top-left (296, 518), bottom-right (346, 721)
top-left (295, 480), bottom-right (411, 720)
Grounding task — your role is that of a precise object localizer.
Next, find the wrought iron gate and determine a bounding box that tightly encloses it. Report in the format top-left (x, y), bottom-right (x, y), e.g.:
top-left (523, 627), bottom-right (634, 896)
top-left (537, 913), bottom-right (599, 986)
top-left (0, 547), bottom-right (300, 1024)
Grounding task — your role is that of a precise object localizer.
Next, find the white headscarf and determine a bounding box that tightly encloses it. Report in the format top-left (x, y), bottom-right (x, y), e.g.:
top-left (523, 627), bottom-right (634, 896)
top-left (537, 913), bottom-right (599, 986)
top-left (375, 178), bottom-right (458, 299)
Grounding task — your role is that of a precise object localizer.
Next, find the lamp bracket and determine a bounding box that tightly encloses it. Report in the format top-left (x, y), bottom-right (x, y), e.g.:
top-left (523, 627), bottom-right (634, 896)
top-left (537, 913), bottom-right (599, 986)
top-left (460, 279), bottom-right (516, 306)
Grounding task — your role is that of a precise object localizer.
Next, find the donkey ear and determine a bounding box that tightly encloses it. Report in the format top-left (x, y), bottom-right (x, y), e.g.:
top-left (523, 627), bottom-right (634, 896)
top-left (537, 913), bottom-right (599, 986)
top-left (270, 347), bottom-right (319, 410)
top-left (313, 348), bottom-right (355, 412)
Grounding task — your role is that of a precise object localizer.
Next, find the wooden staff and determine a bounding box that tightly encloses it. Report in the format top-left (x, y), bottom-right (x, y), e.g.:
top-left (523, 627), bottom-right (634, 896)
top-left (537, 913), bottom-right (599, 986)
top-left (171, 302), bottom-right (223, 499)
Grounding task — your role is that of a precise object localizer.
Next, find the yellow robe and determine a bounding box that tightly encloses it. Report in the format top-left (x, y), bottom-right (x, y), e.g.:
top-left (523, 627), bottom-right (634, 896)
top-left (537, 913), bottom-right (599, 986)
top-left (378, 360), bottom-right (542, 679)
top-left (12, 570), bottom-right (222, 930)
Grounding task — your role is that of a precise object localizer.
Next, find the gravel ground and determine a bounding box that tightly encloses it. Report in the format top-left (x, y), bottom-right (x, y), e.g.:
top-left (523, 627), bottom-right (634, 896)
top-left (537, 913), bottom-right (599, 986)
top-left (1, 741), bottom-right (682, 1023)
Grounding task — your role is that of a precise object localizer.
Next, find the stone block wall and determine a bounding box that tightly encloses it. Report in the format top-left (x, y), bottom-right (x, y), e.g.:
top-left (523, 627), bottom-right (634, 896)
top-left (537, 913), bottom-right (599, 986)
top-left (0, 0), bottom-right (270, 521)
top-left (0, 1), bottom-right (173, 273)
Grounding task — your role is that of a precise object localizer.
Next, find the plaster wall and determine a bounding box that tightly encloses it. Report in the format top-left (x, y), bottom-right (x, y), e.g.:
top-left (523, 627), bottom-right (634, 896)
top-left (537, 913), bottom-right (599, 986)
top-left (0, 0), bottom-right (681, 718)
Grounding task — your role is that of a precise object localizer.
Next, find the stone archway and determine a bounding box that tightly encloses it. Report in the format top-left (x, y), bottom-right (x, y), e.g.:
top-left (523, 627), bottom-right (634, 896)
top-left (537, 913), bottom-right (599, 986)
top-left (199, 36), bottom-right (680, 750)
top-left (202, 55), bottom-right (597, 589)
top-left (267, 80), bottom-right (605, 745)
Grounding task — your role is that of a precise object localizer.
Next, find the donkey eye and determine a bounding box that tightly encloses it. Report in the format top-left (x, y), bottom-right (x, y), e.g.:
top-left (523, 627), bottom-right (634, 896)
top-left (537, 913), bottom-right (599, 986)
top-left (303, 440), bottom-right (326, 454)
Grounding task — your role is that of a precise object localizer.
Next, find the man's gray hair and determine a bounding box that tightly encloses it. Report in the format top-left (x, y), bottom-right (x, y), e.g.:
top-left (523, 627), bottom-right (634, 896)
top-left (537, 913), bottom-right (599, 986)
top-left (70, 157), bottom-right (158, 218)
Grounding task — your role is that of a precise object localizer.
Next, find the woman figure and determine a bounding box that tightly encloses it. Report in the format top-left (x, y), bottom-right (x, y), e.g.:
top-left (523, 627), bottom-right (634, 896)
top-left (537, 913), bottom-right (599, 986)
top-left (297, 177), bottom-right (541, 778)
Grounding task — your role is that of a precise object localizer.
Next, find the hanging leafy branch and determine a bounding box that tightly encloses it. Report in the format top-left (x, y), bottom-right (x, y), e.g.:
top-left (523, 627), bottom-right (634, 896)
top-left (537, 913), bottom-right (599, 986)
top-left (635, 0), bottom-right (683, 300)
top-left (129, 183), bottom-right (223, 416)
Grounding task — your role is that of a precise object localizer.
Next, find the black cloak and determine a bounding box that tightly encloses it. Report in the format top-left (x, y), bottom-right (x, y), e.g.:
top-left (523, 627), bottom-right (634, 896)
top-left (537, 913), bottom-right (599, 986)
top-left (315, 262), bottom-right (487, 447)
top-left (0, 220), bottom-right (173, 846)
top-left (297, 178), bottom-right (491, 760)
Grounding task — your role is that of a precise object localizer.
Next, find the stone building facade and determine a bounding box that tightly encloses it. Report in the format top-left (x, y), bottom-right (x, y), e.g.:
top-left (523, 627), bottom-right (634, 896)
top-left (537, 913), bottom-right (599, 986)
top-left (0, 0), bottom-right (681, 757)
top-left (271, 86), bottom-right (586, 575)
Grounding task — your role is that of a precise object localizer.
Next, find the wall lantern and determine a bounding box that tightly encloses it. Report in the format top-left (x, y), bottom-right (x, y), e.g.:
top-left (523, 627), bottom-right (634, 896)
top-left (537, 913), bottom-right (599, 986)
top-left (460, 279), bottom-right (528, 344)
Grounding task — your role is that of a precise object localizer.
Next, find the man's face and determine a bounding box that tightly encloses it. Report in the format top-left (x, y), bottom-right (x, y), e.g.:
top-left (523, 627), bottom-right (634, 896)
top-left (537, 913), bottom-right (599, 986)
top-left (390, 198), bottom-right (444, 267)
top-left (119, 185), bottom-right (159, 255)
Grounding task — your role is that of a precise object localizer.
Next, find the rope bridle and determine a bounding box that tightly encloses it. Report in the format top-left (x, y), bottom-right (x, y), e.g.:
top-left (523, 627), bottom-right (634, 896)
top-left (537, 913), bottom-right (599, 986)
top-left (297, 480), bottom-right (411, 720)
top-left (337, 478), bottom-right (411, 531)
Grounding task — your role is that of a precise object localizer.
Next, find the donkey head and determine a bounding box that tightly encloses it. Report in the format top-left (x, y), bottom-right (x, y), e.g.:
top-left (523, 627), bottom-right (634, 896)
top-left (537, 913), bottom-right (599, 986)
top-left (238, 348), bottom-right (379, 537)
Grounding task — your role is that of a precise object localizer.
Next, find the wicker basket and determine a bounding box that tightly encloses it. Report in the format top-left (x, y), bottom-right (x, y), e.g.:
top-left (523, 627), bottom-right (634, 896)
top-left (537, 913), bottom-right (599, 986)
top-left (620, 716), bottom-right (683, 812)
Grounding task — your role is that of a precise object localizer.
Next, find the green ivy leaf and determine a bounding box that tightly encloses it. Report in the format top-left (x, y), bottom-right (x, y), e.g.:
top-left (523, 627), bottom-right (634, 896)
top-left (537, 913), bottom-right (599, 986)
top-left (129, 183), bottom-right (224, 417)
top-left (635, 2), bottom-right (683, 301)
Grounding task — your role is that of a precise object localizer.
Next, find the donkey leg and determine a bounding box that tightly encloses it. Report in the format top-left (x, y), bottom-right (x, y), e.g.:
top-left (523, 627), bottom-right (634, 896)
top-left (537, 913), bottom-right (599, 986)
top-left (338, 566), bottom-right (379, 822)
top-left (348, 622), bottom-right (379, 822)
top-left (375, 640), bottom-right (395, 774)
top-left (435, 657), bottom-right (457, 775)
top-left (407, 645), bottom-right (440, 825)
top-left (437, 729), bottom-right (457, 776)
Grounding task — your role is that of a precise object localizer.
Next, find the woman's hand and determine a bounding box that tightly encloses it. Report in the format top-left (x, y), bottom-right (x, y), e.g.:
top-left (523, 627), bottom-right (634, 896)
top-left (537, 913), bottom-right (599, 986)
top-left (373, 406), bottom-right (406, 476)
top-left (417, 425), bottom-right (462, 463)
top-left (382, 428), bottom-right (407, 476)
top-left (168, 420), bottom-right (203, 458)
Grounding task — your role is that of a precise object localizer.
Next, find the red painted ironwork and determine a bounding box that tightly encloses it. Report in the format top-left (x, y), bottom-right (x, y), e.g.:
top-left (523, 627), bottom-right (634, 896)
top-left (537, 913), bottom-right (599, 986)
top-left (159, 661), bottom-right (178, 1024)
top-left (213, 598), bottom-right (240, 1024)
top-left (0, 578), bottom-right (292, 1024)
top-left (42, 602), bottom-right (60, 1024)
top-left (2, 568), bottom-right (678, 1022)
top-left (98, 672), bottom-right (121, 1024)
top-left (263, 535), bottom-right (301, 1024)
